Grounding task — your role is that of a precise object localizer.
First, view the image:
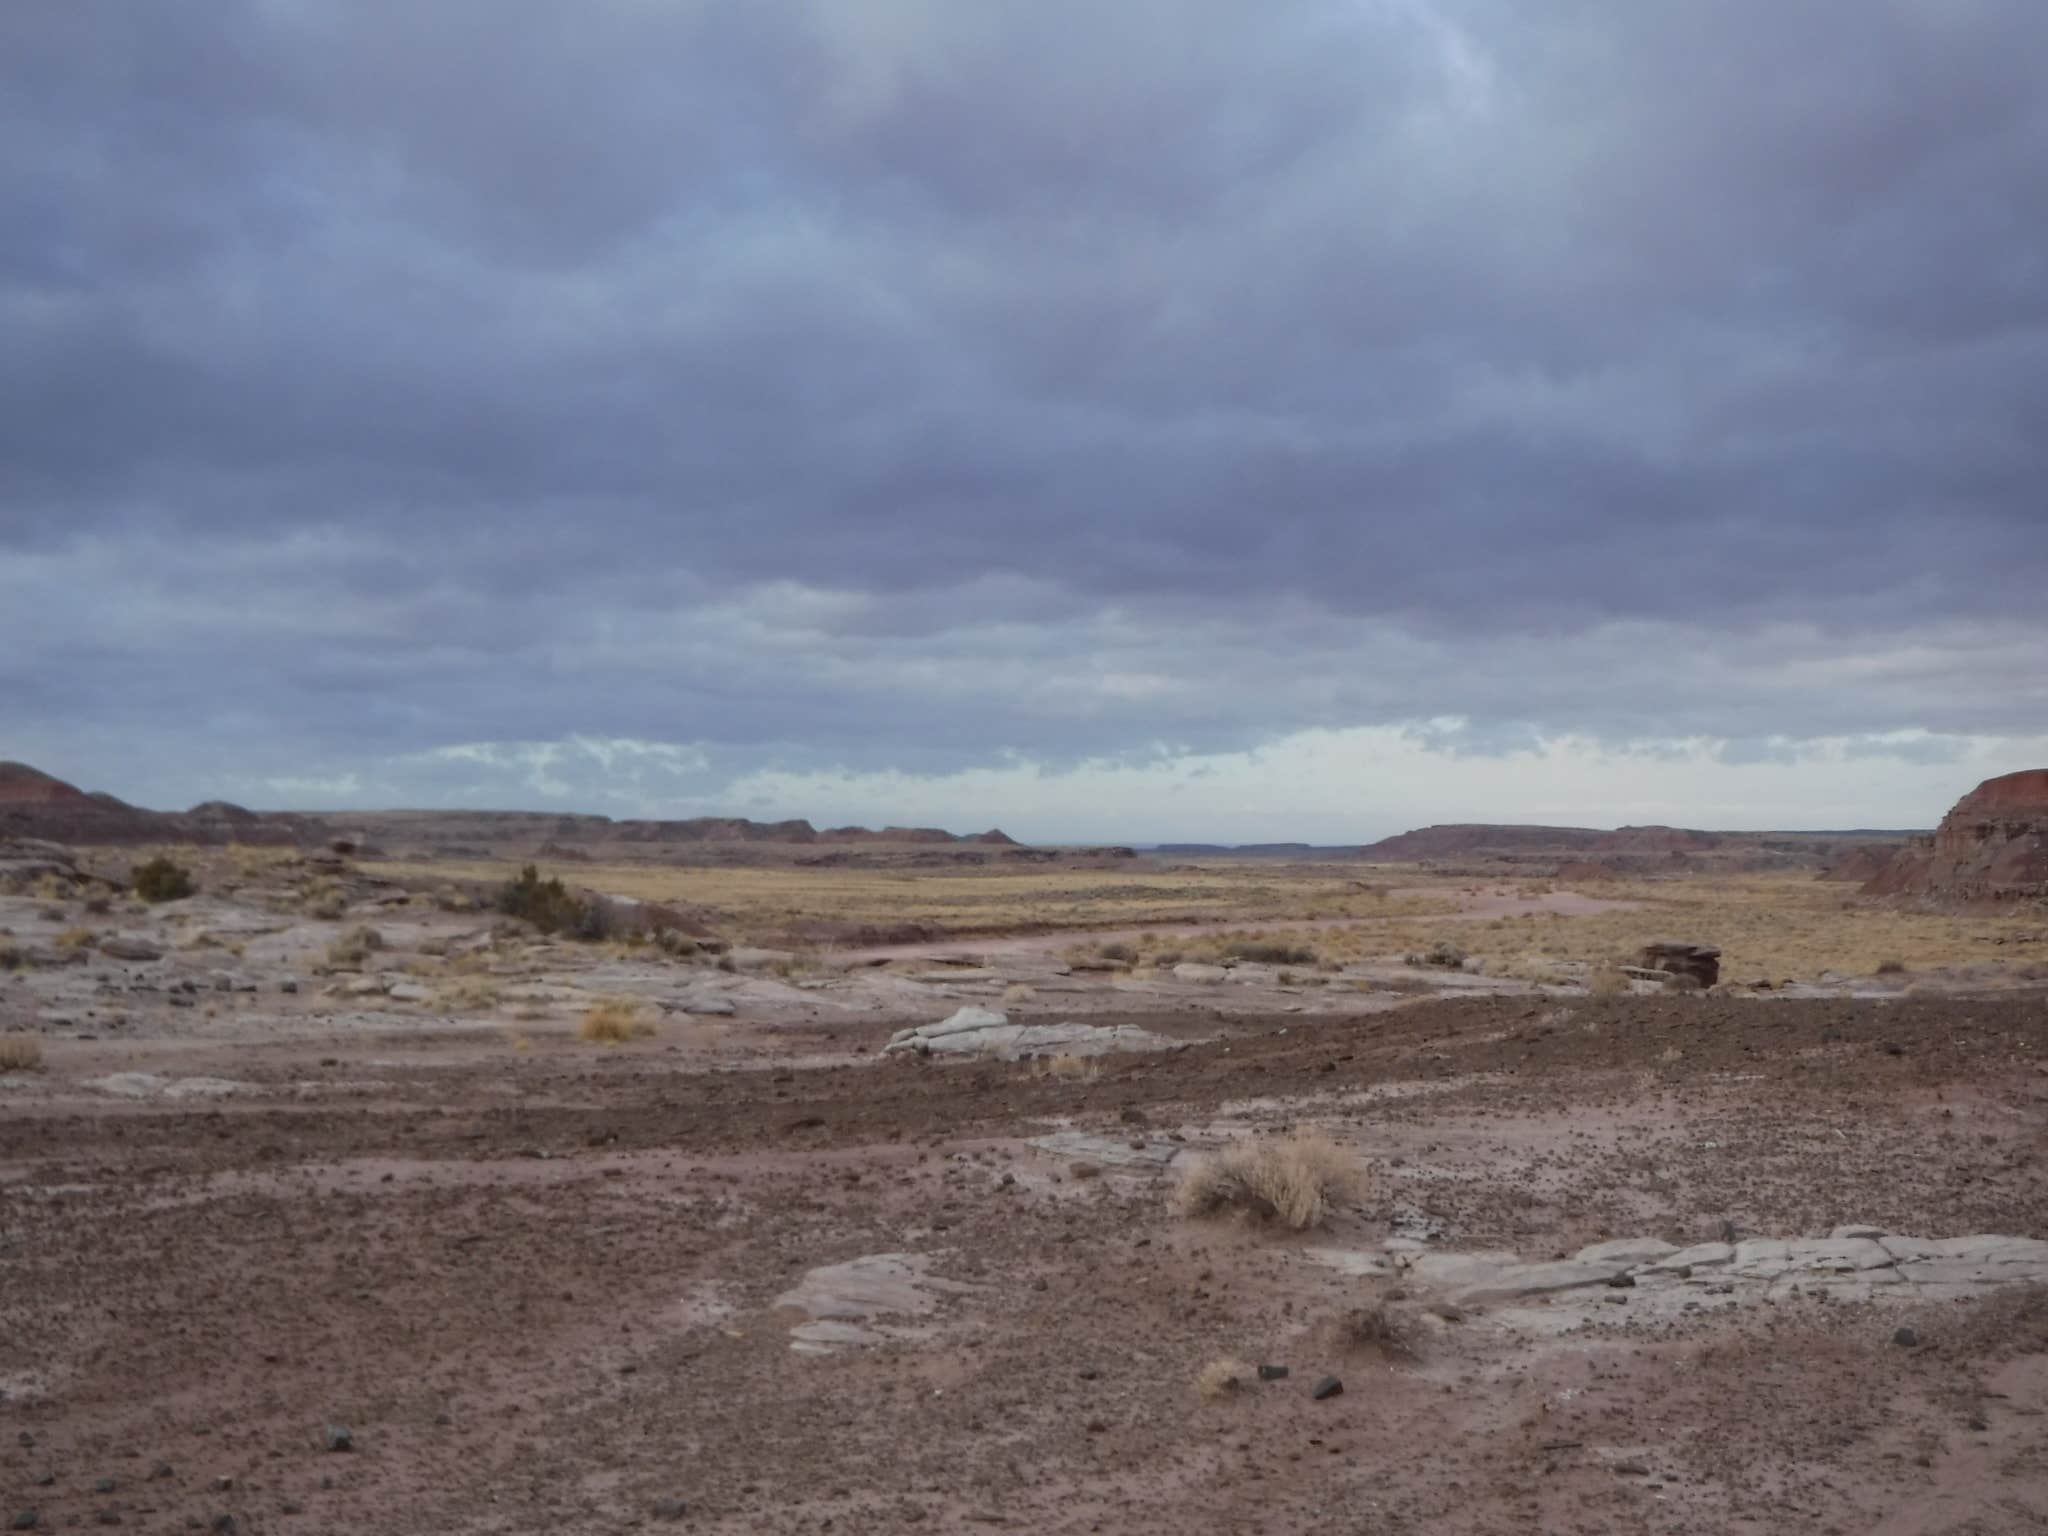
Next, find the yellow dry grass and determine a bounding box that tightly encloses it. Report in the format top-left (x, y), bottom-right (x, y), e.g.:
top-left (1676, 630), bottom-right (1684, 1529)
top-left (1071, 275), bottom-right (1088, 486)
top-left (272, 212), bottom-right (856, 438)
top-left (0, 1034), bottom-right (43, 1072)
top-left (1032, 1052), bottom-right (1099, 1083)
top-left (1196, 1357), bottom-right (1254, 1400)
top-left (432, 975), bottom-right (504, 1012)
top-left (357, 858), bottom-right (1453, 942)
top-left (578, 998), bottom-right (657, 1044)
top-left (1172, 1129), bottom-right (1366, 1229)
top-left (54, 926), bottom-right (97, 951)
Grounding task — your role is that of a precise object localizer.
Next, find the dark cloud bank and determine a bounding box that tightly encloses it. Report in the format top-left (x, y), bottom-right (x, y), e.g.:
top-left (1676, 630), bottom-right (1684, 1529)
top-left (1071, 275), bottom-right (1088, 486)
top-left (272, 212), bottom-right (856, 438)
top-left (2, 1), bottom-right (2044, 828)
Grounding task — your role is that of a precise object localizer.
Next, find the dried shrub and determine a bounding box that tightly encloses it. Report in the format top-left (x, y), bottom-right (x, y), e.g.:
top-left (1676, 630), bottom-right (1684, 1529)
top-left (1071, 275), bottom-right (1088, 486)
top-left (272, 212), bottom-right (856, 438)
top-left (1405, 938), bottom-right (1467, 969)
top-left (1033, 1052), bottom-right (1099, 1083)
top-left (55, 926), bottom-right (97, 951)
top-left (1171, 1129), bottom-right (1366, 1230)
top-left (0, 1034), bottom-right (43, 1072)
top-left (1588, 966), bottom-right (1630, 997)
top-left (131, 855), bottom-right (195, 903)
top-left (1222, 939), bottom-right (1318, 966)
top-left (326, 923), bottom-right (386, 968)
top-left (579, 998), bottom-right (656, 1044)
top-left (1196, 1357), bottom-right (1254, 1400)
top-left (1875, 958), bottom-right (1907, 975)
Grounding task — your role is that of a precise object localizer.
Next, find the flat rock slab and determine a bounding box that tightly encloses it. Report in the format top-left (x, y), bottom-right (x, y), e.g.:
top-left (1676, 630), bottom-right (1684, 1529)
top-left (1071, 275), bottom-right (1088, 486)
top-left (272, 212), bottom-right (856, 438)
top-left (1028, 1130), bottom-right (1182, 1170)
top-left (1376, 1231), bottom-right (2048, 1327)
top-left (1171, 963), bottom-right (1228, 984)
top-left (774, 1253), bottom-right (974, 1355)
top-left (884, 1007), bottom-right (1180, 1061)
top-left (907, 968), bottom-right (999, 983)
top-left (86, 1073), bottom-right (250, 1100)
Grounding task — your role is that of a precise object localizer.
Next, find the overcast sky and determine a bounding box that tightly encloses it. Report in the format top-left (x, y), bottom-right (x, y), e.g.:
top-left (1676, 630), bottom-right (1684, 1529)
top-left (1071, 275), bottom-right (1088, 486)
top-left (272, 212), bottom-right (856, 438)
top-left (4, 1), bottom-right (2044, 841)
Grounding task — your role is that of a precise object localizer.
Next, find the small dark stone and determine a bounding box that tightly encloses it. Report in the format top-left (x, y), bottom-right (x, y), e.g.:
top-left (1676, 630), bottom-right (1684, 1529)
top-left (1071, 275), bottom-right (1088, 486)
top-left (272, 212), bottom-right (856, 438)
top-left (1086, 1419), bottom-right (1108, 1434)
top-left (94, 1513), bottom-right (122, 1528)
top-left (1893, 1327), bottom-right (1919, 1348)
top-left (1616, 1460), bottom-right (1651, 1476)
top-left (30, 1478), bottom-right (51, 1490)
top-left (148, 1464), bottom-right (173, 1482)
top-left (16, 1432), bottom-right (32, 1448)
top-left (1076, 1367), bottom-right (1098, 1380)
top-left (651, 1498), bottom-right (688, 1521)
top-left (1606, 1273), bottom-right (1636, 1289)
top-left (9, 1513), bottom-right (38, 1532)
top-left (212, 1516), bottom-right (238, 1535)
top-left (1311, 1376), bottom-right (1344, 1401)
top-left (1967, 1414), bottom-right (1989, 1433)
top-left (94, 1479), bottom-right (116, 1494)
top-left (321, 1424), bottom-right (353, 1453)
top-left (1257, 1364), bottom-right (1290, 1381)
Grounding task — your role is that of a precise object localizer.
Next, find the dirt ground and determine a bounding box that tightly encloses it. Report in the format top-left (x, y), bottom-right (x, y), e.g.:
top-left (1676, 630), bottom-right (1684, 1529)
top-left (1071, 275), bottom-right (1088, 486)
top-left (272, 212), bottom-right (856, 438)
top-left (3, 854), bottom-right (2047, 1533)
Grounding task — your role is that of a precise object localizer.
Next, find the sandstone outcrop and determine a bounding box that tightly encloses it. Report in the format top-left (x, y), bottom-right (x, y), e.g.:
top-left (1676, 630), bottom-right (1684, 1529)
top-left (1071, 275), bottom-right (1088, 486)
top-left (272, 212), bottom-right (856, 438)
top-left (1863, 769), bottom-right (2048, 904)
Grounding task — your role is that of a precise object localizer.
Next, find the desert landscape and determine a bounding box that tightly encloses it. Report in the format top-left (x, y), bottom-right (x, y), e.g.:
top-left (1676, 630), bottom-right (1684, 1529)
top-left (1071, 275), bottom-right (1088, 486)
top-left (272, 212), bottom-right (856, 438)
top-left (8, 5), bottom-right (2048, 1531)
top-left (3, 764), bottom-right (2046, 1534)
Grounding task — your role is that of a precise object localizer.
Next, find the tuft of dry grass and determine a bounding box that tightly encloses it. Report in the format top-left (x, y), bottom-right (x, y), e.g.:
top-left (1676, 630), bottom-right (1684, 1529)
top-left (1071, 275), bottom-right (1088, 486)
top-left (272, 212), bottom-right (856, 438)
top-left (1001, 982), bottom-right (1036, 1003)
top-left (326, 923), bottom-right (385, 968)
top-left (1196, 1357), bottom-right (1254, 1400)
top-left (578, 998), bottom-right (657, 1044)
top-left (432, 976), bottom-right (504, 1012)
top-left (1587, 966), bottom-right (1631, 997)
top-left (1172, 1128), bottom-right (1366, 1229)
top-left (1033, 1053), bottom-right (1099, 1083)
top-left (0, 1034), bottom-right (43, 1072)
top-left (55, 926), bottom-right (97, 951)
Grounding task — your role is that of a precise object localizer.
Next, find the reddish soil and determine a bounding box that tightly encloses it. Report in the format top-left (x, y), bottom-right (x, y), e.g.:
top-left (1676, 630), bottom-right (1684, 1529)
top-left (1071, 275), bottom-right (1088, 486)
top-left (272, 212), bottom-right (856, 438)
top-left (6, 989), bottom-right (2048, 1534)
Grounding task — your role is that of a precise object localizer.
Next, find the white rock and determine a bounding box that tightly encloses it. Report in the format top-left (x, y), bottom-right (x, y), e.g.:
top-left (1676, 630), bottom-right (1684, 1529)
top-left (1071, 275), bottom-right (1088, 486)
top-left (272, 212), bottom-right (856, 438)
top-left (1573, 1238), bottom-right (1678, 1268)
top-left (1649, 1242), bottom-right (1735, 1271)
top-left (1830, 1223), bottom-right (1887, 1240)
top-left (884, 1008), bottom-right (1178, 1061)
top-left (774, 1253), bottom-right (973, 1355)
top-left (1451, 1259), bottom-right (1625, 1307)
top-left (341, 975), bottom-right (390, 997)
top-left (1028, 1130), bottom-right (1181, 1169)
top-left (386, 982), bottom-right (430, 1003)
top-left (1172, 963), bottom-right (1228, 984)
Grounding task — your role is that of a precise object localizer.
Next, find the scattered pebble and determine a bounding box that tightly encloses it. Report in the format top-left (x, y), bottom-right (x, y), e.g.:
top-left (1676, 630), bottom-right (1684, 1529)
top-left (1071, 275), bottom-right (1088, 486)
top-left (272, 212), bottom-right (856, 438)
top-left (1311, 1376), bottom-right (1344, 1401)
top-left (321, 1424), bottom-right (353, 1453)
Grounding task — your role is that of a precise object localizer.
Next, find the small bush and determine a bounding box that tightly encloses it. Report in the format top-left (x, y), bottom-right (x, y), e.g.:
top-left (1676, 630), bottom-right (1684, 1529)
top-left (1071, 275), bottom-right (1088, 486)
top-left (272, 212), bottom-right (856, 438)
top-left (1588, 967), bottom-right (1630, 997)
top-left (1001, 982), bottom-right (1036, 1004)
top-left (0, 1034), bottom-right (43, 1072)
top-left (131, 856), bottom-right (195, 904)
top-left (55, 926), bottom-right (97, 951)
top-left (327, 923), bottom-right (386, 968)
top-left (1172, 1129), bottom-right (1365, 1230)
top-left (653, 929), bottom-right (699, 958)
top-left (1222, 939), bottom-right (1318, 966)
top-left (1196, 1357), bottom-right (1254, 1400)
top-left (1875, 958), bottom-right (1907, 975)
top-left (1033, 1052), bottom-right (1098, 1083)
top-left (1406, 939), bottom-right (1466, 969)
top-left (579, 998), bottom-right (656, 1044)
top-left (83, 893), bottom-right (113, 915)
top-left (0, 943), bottom-right (24, 972)
top-left (1096, 941), bottom-right (1137, 964)
top-left (498, 865), bottom-right (591, 936)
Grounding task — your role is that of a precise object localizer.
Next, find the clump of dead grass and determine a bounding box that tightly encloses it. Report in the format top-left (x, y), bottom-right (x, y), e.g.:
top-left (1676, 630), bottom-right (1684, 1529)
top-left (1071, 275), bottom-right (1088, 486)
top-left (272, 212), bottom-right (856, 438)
top-left (0, 1034), bottom-right (43, 1072)
top-left (1032, 1052), bottom-right (1099, 1083)
top-left (433, 975), bottom-right (504, 1012)
top-left (1587, 966), bottom-right (1631, 996)
top-left (1196, 1357), bottom-right (1255, 1400)
top-left (326, 923), bottom-right (385, 968)
top-left (578, 998), bottom-right (657, 1044)
top-left (1001, 982), bottom-right (1036, 1003)
top-left (1171, 1128), bottom-right (1366, 1229)
top-left (55, 926), bottom-right (97, 951)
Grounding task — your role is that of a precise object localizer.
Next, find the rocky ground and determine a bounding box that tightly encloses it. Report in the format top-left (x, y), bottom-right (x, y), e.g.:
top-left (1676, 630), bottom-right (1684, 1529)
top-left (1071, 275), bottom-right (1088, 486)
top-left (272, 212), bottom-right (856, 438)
top-left (3, 855), bottom-right (2047, 1534)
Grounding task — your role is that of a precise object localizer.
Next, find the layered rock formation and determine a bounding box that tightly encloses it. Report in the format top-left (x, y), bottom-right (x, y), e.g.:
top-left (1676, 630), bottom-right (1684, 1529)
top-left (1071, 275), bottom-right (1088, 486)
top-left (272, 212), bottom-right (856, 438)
top-left (1863, 769), bottom-right (2048, 904)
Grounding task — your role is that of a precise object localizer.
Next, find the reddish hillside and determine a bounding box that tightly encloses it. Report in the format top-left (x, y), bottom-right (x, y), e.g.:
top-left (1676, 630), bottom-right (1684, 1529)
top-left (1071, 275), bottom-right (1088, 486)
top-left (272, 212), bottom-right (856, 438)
top-left (1356, 824), bottom-right (1608, 861)
top-left (0, 761), bottom-right (103, 807)
top-left (1864, 770), bottom-right (2048, 904)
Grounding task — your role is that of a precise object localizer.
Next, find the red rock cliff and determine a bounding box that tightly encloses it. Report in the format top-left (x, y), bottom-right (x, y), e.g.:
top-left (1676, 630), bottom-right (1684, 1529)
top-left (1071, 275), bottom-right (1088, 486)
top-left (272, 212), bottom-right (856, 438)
top-left (1863, 770), bottom-right (2048, 903)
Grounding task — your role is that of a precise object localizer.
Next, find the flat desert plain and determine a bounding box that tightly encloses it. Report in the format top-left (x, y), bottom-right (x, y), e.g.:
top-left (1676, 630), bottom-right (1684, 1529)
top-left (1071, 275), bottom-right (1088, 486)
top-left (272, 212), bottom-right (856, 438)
top-left (3, 849), bottom-right (2047, 1534)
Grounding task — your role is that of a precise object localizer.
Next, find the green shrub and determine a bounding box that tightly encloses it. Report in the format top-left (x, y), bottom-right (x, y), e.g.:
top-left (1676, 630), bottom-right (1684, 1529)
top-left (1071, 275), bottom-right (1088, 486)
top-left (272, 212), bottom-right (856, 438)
top-left (497, 864), bottom-right (587, 935)
top-left (131, 856), bottom-right (195, 903)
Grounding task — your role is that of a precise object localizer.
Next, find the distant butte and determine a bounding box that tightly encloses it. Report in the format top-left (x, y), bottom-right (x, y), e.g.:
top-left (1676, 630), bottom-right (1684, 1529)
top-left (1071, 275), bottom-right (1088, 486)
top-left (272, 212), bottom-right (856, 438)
top-left (1862, 769), bottom-right (2048, 905)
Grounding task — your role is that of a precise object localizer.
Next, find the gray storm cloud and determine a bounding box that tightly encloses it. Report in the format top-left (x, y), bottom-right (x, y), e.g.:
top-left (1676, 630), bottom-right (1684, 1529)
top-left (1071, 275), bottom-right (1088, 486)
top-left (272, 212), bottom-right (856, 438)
top-left (2, 1), bottom-right (2043, 821)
